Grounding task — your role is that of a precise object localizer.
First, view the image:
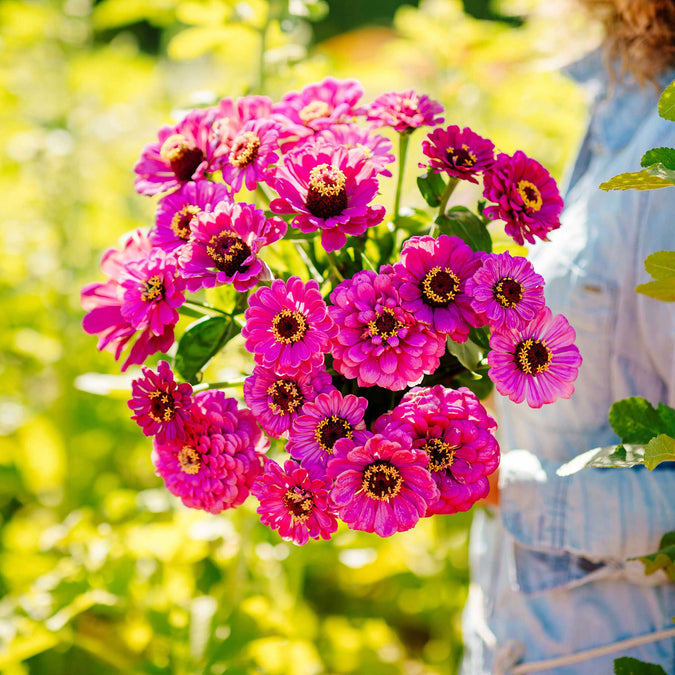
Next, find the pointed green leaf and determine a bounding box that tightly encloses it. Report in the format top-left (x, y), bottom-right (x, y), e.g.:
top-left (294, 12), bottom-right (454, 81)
top-left (614, 656), bottom-right (668, 675)
top-left (658, 79), bottom-right (675, 121)
top-left (644, 434), bottom-right (675, 470)
top-left (436, 207), bottom-right (492, 253)
top-left (557, 445), bottom-right (645, 476)
top-left (630, 531), bottom-right (675, 582)
top-left (469, 326), bottom-right (492, 351)
top-left (175, 315), bottom-right (233, 384)
top-left (608, 397), bottom-right (675, 444)
top-left (453, 368), bottom-right (494, 399)
top-left (446, 335), bottom-right (483, 372)
top-left (635, 280), bottom-right (675, 302)
top-left (416, 169), bottom-right (447, 207)
top-left (599, 170), bottom-right (675, 191)
top-left (641, 147), bottom-right (675, 170)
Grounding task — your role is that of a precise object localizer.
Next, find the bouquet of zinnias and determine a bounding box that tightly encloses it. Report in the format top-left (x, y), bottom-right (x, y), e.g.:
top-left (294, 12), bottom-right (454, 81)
top-left (81, 78), bottom-right (582, 544)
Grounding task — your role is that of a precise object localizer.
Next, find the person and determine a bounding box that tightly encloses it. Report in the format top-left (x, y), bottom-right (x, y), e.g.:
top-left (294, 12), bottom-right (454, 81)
top-left (461, 1), bottom-right (675, 673)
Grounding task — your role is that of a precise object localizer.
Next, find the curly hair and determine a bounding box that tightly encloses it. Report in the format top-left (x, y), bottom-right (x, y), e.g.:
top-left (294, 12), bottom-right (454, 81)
top-left (579, 0), bottom-right (675, 86)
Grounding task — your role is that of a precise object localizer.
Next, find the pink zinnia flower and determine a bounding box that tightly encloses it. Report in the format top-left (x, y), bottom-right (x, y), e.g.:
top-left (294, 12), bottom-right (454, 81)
top-left (488, 307), bottom-right (582, 408)
top-left (150, 181), bottom-right (231, 253)
top-left (393, 235), bottom-right (482, 342)
top-left (329, 269), bottom-right (446, 390)
top-left (366, 90), bottom-right (444, 133)
top-left (243, 363), bottom-right (334, 438)
top-left (465, 251), bottom-right (545, 332)
top-left (152, 390), bottom-right (268, 513)
top-left (221, 118), bottom-right (280, 193)
top-left (134, 107), bottom-right (221, 196)
top-left (179, 201), bottom-right (286, 292)
top-left (420, 125), bottom-right (495, 183)
top-left (375, 385), bottom-right (500, 515)
top-left (251, 459), bottom-right (338, 545)
top-left (241, 276), bottom-right (338, 375)
top-left (128, 360), bottom-right (194, 442)
top-left (269, 143), bottom-right (385, 252)
top-left (327, 434), bottom-right (439, 537)
top-left (286, 390), bottom-right (369, 469)
top-left (482, 150), bottom-right (564, 246)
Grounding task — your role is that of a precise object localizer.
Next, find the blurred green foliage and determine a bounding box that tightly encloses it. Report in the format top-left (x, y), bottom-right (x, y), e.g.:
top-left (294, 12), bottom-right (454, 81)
top-left (0, 0), bottom-right (589, 672)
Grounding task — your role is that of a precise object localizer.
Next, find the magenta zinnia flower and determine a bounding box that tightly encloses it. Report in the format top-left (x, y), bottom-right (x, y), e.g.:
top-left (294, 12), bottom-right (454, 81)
top-left (327, 434), bottom-right (439, 537)
top-left (128, 360), bottom-right (194, 442)
top-left (241, 276), bottom-right (338, 375)
top-left (286, 390), bottom-right (369, 469)
top-left (329, 269), bottom-right (446, 390)
top-left (487, 307), bottom-right (582, 408)
top-left (393, 235), bottom-right (482, 342)
top-left (465, 251), bottom-right (545, 332)
top-left (134, 107), bottom-right (221, 196)
top-left (251, 459), bottom-right (338, 545)
top-left (366, 90), bottom-right (444, 133)
top-left (482, 150), bottom-right (564, 246)
top-left (243, 363), bottom-right (334, 438)
top-left (179, 201), bottom-right (286, 292)
top-left (152, 390), bottom-right (268, 513)
top-left (150, 181), bottom-right (232, 253)
top-left (420, 125), bottom-right (495, 183)
top-left (270, 144), bottom-right (385, 252)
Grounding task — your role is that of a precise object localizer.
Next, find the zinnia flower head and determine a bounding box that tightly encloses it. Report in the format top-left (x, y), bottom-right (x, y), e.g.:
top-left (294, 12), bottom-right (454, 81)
top-left (269, 143), bottom-right (385, 252)
top-left (128, 360), bottom-right (194, 442)
top-left (152, 390), bottom-right (268, 513)
top-left (241, 276), bottom-right (338, 375)
top-left (327, 434), bottom-right (439, 537)
top-left (251, 459), bottom-right (338, 545)
top-left (487, 306), bottom-right (582, 408)
top-left (465, 251), bottom-right (546, 332)
top-left (179, 201), bottom-right (286, 292)
top-left (329, 269), bottom-right (446, 390)
top-left (243, 363), bottom-right (334, 438)
top-left (211, 95), bottom-right (274, 159)
top-left (366, 90), bottom-right (444, 133)
top-left (482, 150), bottom-right (564, 246)
top-left (393, 235), bottom-right (482, 342)
top-left (286, 389), bottom-right (369, 469)
top-left (420, 125), bottom-right (495, 183)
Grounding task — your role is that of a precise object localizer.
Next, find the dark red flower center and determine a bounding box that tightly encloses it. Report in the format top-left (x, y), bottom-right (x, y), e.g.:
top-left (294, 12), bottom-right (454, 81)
top-left (206, 232), bottom-right (251, 276)
top-left (142, 275), bottom-right (165, 302)
top-left (361, 460), bottom-right (402, 501)
top-left (493, 277), bottom-right (523, 308)
top-left (283, 487), bottom-right (313, 522)
top-left (421, 266), bottom-right (460, 307)
top-left (268, 379), bottom-right (304, 415)
top-left (229, 131), bottom-right (260, 167)
top-left (423, 438), bottom-right (457, 472)
top-left (516, 180), bottom-right (543, 212)
top-left (171, 205), bottom-right (201, 241)
top-left (160, 133), bottom-right (205, 182)
top-left (271, 309), bottom-right (308, 345)
top-left (368, 308), bottom-right (402, 343)
top-left (178, 445), bottom-right (201, 475)
top-left (514, 338), bottom-right (552, 375)
top-left (306, 164), bottom-right (348, 219)
top-left (446, 144), bottom-right (477, 168)
top-left (148, 389), bottom-right (175, 422)
top-left (314, 415), bottom-right (353, 454)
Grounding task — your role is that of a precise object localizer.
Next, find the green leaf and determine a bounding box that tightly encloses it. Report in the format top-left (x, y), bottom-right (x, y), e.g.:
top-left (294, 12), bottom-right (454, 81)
top-left (644, 434), bottom-right (675, 470)
top-left (599, 170), bottom-right (675, 191)
top-left (395, 208), bottom-right (432, 235)
top-left (416, 169), bottom-right (447, 208)
top-left (469, 326), bottom-right (491, 350)
top-left (644, 250), bottom-right (675, 280)
top-left (614, 656), bottom-right (668, 675)
top-left (436, 207), bottom-right (492, 253)
top-left (608, 397), bottom-right (675, 444)
top-left (631, 531), bottom-right (675, 582)
top-left (453, 369), bottom-right (494, 399)
top-left (658, 79), bottom-right (675, 121)
top-left (446, 335), bottom-right (483, 372)
top-left (635, 280), bottom-right (675, 302)
top-left (557, 445), bottom-right (645, 476)
top-left (640, 147), bottom-right (675, 170)
top-left (645, 162), bottom-right (675, 182)
top-left (175, 315), bottom-right (233, 384)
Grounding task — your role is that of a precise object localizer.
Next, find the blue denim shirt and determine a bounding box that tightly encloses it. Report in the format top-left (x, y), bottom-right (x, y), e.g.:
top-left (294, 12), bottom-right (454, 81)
top-left (461, 53), bottom-right (675, 675)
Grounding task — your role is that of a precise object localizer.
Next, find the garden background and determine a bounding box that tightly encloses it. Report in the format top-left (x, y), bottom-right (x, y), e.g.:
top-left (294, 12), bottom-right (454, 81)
top-left (0, 0), bottom-right (592, 672)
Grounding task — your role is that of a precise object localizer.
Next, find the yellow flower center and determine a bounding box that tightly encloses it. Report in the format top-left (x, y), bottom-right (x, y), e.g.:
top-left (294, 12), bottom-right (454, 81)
top-left (314, 415), bottom-right (353, 454)
top-left (178, 446), bottom-right (201, 475)
top-left (361, 460), bottom-right (402, 501)
top-left (421, 267), bottom-right (460, 307)
top-left (229, 131), bottom-right (260, 167)
top-left (271, 309), bottom-right (308, 345)
top-left (515, 338), bottom-right (552, 375)
top-left (171, 205), bottom-right (201, 241)
top-left (517, 180), bottom-right (543, 212)
top-left (141, 275), bottom-right (164, 302)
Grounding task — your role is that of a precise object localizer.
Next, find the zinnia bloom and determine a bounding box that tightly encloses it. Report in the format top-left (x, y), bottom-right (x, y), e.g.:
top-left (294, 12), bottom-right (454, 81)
top-left (487, 306), bottom-right (582, 407)
top-left (128, 360), bottom-right (194, 442)
top-left (327, 434), bottom-right (439, 537)
top-left (420, 125), bottom-right (495, 183)
top-left (179, 201), bottom-right (286, 292)
top-left (269, 143), bottom-right (385, 252)
top-left (329, 269), bottom-right (446, 390)
top-left (366, 90), bottom-right (444, 133)
top-left (482, 150), bottom-right (564, 246)
top-left (241, 276), bottom-right (338, 375)
top-left (152, 390), bottom-right (268, 513)
top-left (465, 251), bottom-right (545, 332)
top-left (243, 363), bottom-right (334, 438)
top-left (251, 459), bottom-right (338, 545)
top-left (393, 235), bottom-right (482, 342)
top-left (286, 389), bottom-right (369, 469)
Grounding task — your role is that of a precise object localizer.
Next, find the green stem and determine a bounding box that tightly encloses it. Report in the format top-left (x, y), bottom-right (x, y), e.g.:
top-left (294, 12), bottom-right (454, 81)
top-left (255, 0), bottom-right (273, 94)
top-left (438, 177), bottom-right (459, 217)
top-left (256, 183), bottom-right (271, 208)
top-left (393, 132), bottom-right (411, 223)
top-left (193, 379), bottom-right (246, 392)
top-left (326, 250), bottom-right (344, 282)
top-left (183, 301), bottom-right (228, 316)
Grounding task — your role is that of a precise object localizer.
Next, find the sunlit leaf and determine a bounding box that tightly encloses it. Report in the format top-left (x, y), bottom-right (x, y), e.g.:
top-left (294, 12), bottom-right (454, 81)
top-left (557, 445), bottom-right (646, 476)
top-left (635, 280), bottom-right (675, 302)
top-left (608, 397), bottom-right (675, 444)
top-left (631, 530), bottom-right (675, 581)
top-left (658, 79), bottom-right (675, 121)
top-left (644, 434), bottom-right (675, 470)
top-left (641, 148), bottom-right (675, 170)
top-left (416, 169), bottom-right (446, 208)
top-left (175, 315), bottom-right (234, 384)
top-left (436, 207), bottom-right (492, 253)
top-left (599, 170), bottom-right (675, 191)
